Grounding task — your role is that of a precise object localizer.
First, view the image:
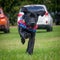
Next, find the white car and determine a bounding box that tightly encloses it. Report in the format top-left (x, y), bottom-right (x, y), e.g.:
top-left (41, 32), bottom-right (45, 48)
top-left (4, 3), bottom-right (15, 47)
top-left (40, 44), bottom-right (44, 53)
top-left (18, 4), bottom-right (53, 32)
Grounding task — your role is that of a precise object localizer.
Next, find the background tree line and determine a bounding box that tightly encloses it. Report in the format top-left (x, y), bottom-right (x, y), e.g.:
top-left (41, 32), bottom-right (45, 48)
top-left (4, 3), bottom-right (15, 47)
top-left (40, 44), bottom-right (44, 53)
top-left (0, 0), bottom-right (60, 25)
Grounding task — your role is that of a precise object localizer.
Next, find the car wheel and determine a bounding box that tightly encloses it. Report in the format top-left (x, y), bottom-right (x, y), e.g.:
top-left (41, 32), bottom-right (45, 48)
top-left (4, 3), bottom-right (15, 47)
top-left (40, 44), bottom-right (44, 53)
top-left (55, 22), bottom-right (59, 25)
top-left (4, 19), bottom-right (10, 33)
top-left (47, 26), bottom-right (53, 32)
top-left (4, 28), bottom-right (10, 33)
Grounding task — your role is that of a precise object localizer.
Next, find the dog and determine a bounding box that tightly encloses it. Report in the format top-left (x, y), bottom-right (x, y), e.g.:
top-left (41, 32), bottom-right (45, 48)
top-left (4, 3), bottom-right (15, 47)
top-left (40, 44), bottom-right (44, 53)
top-left (18, 11), bottom-right (38, 55)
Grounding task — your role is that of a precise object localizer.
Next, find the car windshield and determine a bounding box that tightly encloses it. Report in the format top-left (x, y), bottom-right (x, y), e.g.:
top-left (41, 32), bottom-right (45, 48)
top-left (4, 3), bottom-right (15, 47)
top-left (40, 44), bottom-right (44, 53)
top-left (0, 10), bottom-right (2, 14)
top-left (21, 6), bottom-right (45, 12)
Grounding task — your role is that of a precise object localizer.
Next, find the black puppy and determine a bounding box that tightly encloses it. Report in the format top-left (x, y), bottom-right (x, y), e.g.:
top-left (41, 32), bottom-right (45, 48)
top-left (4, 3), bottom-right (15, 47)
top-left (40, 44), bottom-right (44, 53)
top-left (18, 12), bottom-right (38, 55)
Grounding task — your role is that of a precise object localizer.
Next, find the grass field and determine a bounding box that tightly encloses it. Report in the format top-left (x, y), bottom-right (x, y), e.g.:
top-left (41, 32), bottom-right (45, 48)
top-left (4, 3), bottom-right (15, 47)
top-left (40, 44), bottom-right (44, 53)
top-left (0, 26), bottom-right (60, 60)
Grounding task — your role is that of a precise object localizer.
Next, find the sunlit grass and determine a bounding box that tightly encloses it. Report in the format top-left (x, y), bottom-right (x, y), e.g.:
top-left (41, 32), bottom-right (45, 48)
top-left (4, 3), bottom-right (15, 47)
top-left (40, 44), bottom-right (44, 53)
top-left (0, 26), bottom-right (60, 60)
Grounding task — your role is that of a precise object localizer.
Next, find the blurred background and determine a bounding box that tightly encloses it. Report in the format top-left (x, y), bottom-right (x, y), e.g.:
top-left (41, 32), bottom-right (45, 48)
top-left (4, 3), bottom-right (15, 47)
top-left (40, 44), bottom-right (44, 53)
top-left (0, 0), bottom-right (60, 25)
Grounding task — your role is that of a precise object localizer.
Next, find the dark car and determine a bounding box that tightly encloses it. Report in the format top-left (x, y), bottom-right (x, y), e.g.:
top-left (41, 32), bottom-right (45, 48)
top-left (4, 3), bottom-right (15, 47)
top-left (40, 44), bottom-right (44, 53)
top-left (55, 11), bottom-right (60, 25)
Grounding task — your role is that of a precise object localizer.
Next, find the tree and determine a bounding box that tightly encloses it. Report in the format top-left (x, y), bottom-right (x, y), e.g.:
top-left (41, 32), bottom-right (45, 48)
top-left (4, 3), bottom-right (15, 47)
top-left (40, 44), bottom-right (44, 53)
top-left (0, 0), bottom-right (60, 25)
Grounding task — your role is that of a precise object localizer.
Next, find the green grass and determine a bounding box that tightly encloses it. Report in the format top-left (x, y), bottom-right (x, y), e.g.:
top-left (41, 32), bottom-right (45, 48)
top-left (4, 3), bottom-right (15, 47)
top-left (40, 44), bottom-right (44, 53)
top-left (0, 26), bottom-right (60, 60)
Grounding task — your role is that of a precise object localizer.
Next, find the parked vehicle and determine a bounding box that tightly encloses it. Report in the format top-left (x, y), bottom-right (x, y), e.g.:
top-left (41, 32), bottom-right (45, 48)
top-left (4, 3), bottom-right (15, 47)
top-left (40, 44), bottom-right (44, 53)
top-left (0, 8), bottom-right (10, 33)
top-left (18, 4), bottom-right (53, 32)
top-left (55, 11), bottom-right (60, 25)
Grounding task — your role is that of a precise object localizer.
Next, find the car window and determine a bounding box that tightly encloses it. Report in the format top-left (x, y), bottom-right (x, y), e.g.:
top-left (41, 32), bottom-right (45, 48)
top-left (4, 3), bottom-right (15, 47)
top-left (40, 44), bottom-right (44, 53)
top-left (0, 9), bottom-right (3, 14)
top-left (0, 10), bottom-right (2, 14)
top-left (21, 6), bottom-right (45, 12)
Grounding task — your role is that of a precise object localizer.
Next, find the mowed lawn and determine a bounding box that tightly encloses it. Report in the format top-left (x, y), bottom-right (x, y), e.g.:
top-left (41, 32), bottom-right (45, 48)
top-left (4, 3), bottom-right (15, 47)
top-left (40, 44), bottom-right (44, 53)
top-left (0, 26), bottom-right (60, 60)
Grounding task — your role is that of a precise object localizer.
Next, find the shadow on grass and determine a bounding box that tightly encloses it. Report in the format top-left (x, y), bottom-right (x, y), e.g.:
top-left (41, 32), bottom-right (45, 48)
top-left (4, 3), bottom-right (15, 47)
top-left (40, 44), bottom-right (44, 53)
top-left (0, 32), bottom-right (4, 34)
top-left (36, 30), bottom-right (47, 33)
top-left (0, 32), bottom-right (9, 35)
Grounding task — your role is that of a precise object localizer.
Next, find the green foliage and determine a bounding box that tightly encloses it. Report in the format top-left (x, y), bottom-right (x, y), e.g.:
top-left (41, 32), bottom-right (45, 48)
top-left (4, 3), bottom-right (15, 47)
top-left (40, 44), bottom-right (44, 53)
top-left (0, 0), bottom-right (60, 25)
